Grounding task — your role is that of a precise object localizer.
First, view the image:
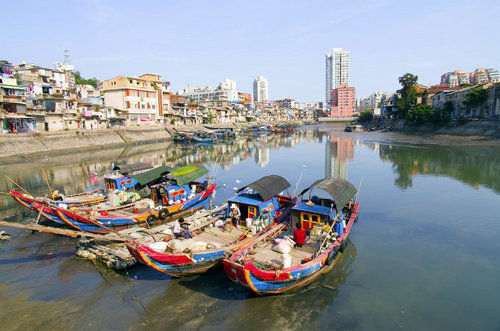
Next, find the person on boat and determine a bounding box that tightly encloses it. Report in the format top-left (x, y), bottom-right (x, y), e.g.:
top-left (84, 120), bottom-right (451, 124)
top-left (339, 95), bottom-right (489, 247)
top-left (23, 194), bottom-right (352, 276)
top-left (52, 190), bottom-right (64, 201)
top-left (173, 218), bottom-right (194, 239)
top-left (293, 222), bottom-right (307, 248)
top-left (227, 204), bottom-right (241, 230)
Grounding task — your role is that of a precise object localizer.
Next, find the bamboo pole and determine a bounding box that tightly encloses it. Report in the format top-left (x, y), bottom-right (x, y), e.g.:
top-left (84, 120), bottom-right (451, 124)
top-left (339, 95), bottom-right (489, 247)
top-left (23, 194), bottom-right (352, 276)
top-left (4, 175), bottom-right (31, 196)
top-left (42, 168), bottom-right (53, 198)
top-left (0, 220), bottom-right (126, 242)
top-left (354, 176), bottom-right (364, 204)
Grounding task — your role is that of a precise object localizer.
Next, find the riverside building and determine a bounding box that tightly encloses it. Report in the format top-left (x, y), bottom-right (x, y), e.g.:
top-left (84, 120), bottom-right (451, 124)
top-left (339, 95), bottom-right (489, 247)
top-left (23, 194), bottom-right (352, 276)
top-left (325, 48), bottom-right (350, 106)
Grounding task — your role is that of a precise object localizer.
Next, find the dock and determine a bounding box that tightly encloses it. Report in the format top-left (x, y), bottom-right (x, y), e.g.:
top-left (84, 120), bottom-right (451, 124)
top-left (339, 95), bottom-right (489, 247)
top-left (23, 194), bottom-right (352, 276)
top-left (0, 204), bottom-right (228, 270)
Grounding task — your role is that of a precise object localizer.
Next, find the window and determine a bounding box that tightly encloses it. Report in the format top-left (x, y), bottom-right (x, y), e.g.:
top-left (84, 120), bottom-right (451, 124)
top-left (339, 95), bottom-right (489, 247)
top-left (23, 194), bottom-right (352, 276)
top-left (129, 80), bottom-right (132, 84)
top-left (126, 101), bottom-right (130, 109)
top-left (125, 90), bottom-right (130, 96)
top-left (152, 105), bottom-right (155, 109)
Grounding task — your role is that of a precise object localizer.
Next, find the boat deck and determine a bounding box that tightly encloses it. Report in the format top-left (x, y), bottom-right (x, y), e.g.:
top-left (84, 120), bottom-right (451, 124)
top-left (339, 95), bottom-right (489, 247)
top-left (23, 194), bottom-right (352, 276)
top-left (251, 230), bottom-right (315, 268)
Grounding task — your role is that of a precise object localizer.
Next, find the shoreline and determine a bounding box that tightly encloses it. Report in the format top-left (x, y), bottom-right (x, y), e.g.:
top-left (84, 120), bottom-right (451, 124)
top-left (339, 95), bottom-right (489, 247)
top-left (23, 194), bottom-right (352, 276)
top-left (363, 118), bottom-right (500, 140)
top-left (0, 121), bottom-right (296, 161)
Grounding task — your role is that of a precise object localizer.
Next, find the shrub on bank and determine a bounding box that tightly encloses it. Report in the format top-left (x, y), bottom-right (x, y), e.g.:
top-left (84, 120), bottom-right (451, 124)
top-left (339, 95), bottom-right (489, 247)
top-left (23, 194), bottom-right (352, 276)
top-left (359, 110), bottom-right (373, 123)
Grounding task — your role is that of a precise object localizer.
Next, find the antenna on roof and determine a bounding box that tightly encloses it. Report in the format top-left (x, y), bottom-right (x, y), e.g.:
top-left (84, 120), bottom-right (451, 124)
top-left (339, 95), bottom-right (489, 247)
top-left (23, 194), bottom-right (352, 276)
top-left (63, 48), bottom-right (71, 65)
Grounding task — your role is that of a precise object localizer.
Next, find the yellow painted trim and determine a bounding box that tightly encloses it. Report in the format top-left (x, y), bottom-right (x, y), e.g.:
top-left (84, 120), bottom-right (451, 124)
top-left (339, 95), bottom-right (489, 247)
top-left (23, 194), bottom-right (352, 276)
top-left (244, 269), bottom-right (260, 294)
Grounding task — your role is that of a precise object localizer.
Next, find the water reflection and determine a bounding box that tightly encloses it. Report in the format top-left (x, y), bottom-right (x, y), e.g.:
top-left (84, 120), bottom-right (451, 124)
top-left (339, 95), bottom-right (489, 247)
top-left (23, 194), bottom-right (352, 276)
top-left (324, 134), bottom-right (354, 179)
top-left (357, 141), bottom-right (500, 192)
top-left (131, 240), bottom-right (357, 329)
top-left (0, 130), bottom-right (323, 220)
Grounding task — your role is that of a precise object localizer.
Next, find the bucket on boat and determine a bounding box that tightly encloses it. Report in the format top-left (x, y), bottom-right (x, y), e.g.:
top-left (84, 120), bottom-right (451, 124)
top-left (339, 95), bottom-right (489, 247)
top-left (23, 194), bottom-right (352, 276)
top-left (133, 208), bottom-right (138, 214)
top-left (282, 253), bottom-right (292, 268)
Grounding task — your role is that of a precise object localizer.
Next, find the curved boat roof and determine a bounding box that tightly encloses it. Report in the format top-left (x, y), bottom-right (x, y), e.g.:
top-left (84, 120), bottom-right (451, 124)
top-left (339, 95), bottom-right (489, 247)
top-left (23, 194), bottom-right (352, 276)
top-left (299, 177), bottom-right (357, 211)
top-left (112, 162), bottom-right (153, 175)
top-left (237, 175), bottom-right (290, 201)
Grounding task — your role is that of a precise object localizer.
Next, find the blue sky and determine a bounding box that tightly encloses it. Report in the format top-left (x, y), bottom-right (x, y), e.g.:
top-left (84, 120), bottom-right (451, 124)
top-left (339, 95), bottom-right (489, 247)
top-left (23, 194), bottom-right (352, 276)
top-left (3, 0), bottom-right (499, 100)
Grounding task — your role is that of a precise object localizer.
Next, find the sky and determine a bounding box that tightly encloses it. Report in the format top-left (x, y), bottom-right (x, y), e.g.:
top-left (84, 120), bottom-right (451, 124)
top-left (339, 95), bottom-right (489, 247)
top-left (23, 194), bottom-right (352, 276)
top-left (2, 0), bottom-right (499, 101)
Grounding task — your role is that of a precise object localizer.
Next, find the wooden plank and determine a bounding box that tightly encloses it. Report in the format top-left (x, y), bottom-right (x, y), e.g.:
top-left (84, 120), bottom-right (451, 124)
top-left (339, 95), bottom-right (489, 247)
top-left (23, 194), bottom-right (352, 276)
top-left (0, 220), bottom-right (125, 242)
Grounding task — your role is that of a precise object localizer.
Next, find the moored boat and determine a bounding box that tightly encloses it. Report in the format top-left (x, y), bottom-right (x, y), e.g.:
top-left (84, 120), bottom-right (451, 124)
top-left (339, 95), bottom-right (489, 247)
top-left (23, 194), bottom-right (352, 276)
top-left (53, 165), bottom-right (216, 233)
top-left (127, 175), bottom-right (296, 277)
top-left (223, 177), bottom-right (360, 295)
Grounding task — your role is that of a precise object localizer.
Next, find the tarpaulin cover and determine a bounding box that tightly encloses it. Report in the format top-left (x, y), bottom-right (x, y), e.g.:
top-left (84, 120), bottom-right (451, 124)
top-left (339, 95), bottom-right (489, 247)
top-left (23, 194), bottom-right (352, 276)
top-left (237, 175), bottom-right (291, 201)
top-left (299, 177), bottom-right (357, 211)
top-left (171, 165), bottom-right (208, 186)
top-left (132, 166), bottom-right (173, 187)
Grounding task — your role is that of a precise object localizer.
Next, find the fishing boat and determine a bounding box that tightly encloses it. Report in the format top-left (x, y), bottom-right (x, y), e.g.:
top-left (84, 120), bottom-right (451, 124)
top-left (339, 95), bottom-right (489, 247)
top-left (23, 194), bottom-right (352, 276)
top-left (53, 165), bottom-right (216, 233)
top-left (127, 175), bottom-right (296, 277)
top-left (223, 177), bottom-right (360, 295)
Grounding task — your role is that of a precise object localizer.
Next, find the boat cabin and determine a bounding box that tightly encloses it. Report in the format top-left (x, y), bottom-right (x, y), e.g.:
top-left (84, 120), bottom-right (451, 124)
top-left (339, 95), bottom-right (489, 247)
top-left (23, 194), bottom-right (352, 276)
top-left (291, 177), bottom-right (357, 236)
top-left (105, 175), bottom-right (138, 191)
top-left (145, 165), bottom-right (208, 206)
top-left (104, 162), bottom-right (154, 191)
top-left (227, 175), bottom-right (291, 223)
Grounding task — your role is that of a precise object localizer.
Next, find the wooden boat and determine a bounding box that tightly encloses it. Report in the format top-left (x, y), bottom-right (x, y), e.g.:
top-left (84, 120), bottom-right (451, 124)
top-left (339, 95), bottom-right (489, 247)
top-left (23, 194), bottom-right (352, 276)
top-left (53, 166), bottom-right (216, 233)
top-left (223, 177), bottom-right (360, 295)
top-left (127, 175), bottom-right (296, 277)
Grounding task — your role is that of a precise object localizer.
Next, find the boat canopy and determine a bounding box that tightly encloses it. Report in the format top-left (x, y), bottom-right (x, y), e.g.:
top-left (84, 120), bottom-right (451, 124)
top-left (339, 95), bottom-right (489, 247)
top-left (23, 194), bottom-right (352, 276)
top-left (237, 175), bottom-right (290, 201)
top-left (112, 162), bottom-right (153, 175)
top-left (171, 165), bottom-right (208, 186)
top-left (132, 166), bottom-right (174, 187)
top-left (299, 177), bottom-right (357, 211)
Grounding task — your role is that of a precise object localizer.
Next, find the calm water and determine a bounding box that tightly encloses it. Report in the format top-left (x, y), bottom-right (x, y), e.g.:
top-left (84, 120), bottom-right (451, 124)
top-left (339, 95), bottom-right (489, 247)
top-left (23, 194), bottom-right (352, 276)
top-left (0, 125), bottom-right (499, 330)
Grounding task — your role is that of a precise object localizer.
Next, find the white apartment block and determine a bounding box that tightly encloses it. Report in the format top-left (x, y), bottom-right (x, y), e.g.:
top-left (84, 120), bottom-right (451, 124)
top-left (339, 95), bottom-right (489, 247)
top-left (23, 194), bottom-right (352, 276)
top-left (180, 78), bottom-right (239, 103)
top-left (359, 91), bottom-right (389, 115)
top-left (325, 48), bottom-right (350, 106)
top-left (253, 76), bottom-right (269, 102)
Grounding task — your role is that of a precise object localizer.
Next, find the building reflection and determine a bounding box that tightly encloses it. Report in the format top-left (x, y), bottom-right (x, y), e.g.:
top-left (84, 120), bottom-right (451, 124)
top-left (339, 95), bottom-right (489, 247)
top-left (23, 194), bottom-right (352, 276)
top-left (324, 134), bottom-right (354, 179)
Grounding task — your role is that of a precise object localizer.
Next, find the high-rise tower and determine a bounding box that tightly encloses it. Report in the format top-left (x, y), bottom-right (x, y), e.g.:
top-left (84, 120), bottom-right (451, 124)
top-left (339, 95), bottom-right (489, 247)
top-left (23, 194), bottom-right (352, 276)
top-left (253, 76), bottom-right (268, 102)
top-left (325, 48), bottom-right (350, 106)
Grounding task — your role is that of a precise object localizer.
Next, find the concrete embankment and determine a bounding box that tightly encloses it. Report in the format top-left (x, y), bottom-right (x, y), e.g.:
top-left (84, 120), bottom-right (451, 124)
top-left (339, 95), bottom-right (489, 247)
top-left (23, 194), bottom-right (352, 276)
top-left (0, 120), bottom-right (297, 160)
top-left (367, 118), bottom-right (500, 139)
top-left (0, 127), bottom-right (172, 160)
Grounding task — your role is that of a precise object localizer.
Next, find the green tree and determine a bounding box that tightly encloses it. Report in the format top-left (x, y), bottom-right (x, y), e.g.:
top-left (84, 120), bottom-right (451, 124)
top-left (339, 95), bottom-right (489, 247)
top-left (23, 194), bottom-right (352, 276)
top-left (74, 71), bottom-right (98, 88)
top-left (407, 104), bottom-right (434, 124)
top-left (358, 110), bottom-right (373, 122)
top-left (463, 87), bottom-right (489, 117)
top-left (394, 73), bottom-right (419, 118)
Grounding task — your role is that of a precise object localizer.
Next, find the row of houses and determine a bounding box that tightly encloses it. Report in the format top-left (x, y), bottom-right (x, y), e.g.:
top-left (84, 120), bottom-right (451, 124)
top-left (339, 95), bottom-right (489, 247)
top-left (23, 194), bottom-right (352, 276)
top-left (377, 82), bottom-right (500, 119)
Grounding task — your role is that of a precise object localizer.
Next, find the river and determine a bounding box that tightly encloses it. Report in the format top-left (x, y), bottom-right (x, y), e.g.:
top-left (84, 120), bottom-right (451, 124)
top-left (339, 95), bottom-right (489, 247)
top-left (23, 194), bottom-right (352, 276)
top-left (0, 124), bottom-right (499, 330)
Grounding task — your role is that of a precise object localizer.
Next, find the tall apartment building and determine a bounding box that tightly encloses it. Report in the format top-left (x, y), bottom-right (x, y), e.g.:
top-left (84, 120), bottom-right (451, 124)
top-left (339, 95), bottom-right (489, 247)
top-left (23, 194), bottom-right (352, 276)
top-left (325, 48), bottom-right (350, 106)
top-left (330, 84), bottom-right (355, 118)
top-left (253, 76), bottom-right (268, 103)
top-left (102, 74), bottom-right (168, 123)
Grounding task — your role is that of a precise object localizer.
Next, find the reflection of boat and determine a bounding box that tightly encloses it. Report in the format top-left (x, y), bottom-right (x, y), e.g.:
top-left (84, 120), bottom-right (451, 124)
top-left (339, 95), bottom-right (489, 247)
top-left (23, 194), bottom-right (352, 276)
top-left (223, 177), bottom-right (359, 295)
top-left (127, 175), bottom-right (296, 277)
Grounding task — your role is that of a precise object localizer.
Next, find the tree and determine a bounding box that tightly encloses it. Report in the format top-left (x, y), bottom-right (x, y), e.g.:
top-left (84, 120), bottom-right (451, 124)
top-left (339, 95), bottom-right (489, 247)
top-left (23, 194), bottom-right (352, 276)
top-left (407, 104), bottom-right (434, 124)
top-left (394, 73), bottom-right (419, 118)
top-left (463, 87), bottom-right (489, 117)
top-left (74, 71), bottom-right (98, 88)
top-left (358, 110), bottom-right (373, 122)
